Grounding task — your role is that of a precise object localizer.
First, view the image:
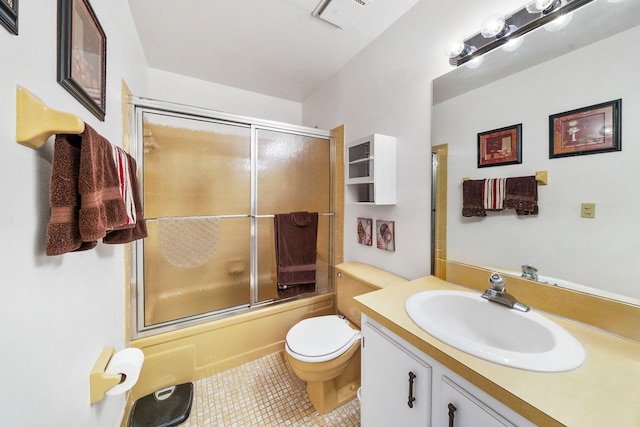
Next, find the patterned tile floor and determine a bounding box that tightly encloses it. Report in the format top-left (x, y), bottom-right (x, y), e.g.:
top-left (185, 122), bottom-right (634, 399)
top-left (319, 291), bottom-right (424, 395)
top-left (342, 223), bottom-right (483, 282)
top-left (183, 352), bottom-right (360, 427)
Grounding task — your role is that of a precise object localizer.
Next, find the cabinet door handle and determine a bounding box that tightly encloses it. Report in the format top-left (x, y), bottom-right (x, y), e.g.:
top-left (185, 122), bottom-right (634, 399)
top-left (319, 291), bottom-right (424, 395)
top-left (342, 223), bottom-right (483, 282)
top-left (448, 403), bottom-right (457, 427)
top-left (407, 371), bottom-right (417, 408)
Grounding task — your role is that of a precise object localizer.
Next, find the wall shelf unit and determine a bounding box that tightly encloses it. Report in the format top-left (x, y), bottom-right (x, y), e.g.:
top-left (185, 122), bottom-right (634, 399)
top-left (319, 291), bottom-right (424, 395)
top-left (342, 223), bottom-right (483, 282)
top-left (346, 133), bottom-right (396, 205)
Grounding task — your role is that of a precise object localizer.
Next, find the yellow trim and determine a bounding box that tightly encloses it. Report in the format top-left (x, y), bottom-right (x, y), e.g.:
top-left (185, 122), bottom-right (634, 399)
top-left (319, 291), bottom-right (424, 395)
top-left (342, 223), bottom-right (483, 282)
top-left (15, 86), bottom-right (84, 149)
top-left (89, 347), bottom-right (123, 405)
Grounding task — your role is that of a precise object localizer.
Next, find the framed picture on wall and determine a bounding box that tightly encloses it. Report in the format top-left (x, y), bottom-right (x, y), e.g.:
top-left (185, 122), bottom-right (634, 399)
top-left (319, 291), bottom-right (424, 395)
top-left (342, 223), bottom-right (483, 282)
top-left (357, 217), bottom-right (372, 246)
top-left (477, 124), bottom-right (522, 168)
top-left (549, 99), bottom-right (621, 159)
top-left (376, 220), bottom-right (395, 252)
top-left (57, 0), bottom-right (107, 121)
top-left (0, 0), bottom-right (18, 34)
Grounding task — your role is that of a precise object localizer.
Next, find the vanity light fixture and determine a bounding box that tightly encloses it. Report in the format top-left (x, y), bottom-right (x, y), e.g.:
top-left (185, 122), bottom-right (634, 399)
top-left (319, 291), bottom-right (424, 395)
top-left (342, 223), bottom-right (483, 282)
top-left (526, 0), bottom-right (562, 14)
top-left (447, 0), bottom-right (596, 67)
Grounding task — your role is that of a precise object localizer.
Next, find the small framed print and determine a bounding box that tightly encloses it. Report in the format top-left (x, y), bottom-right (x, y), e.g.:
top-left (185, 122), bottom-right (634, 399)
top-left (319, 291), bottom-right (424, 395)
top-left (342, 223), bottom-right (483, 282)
top-left (357, 218), bottom-right (372, 246)
top-left (549, 99), bottom-right (621, 159)
top-left (0, 0), bottom-right (18, 35)
top-left (57, 0), bottom-right (107, 121)
top-left (477, 124), bottom-right (522, 168)
top-left (376, 220), bottom-right (395, 252)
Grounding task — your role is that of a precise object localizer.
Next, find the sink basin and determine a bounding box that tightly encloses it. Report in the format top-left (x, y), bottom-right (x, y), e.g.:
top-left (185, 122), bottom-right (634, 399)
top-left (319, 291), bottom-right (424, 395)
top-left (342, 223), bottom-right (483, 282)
top-left (405, 290), bottom-right (585, 372)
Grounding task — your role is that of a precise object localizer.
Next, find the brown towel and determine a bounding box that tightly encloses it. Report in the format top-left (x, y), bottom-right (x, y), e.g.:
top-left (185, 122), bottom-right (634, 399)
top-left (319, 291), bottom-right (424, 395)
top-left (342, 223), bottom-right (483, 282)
top-left (46, 125), bottom-right (139, 255)
top-left (504, 176), bottom-right (538, 215)
top-left (77, 125), bottom-right (129, 241)
top-left (462, 179), bottom-right (487, 217)
top-left (46, 135), bottom-right (96, 255)
top-left (274, 212), bottom-right (318, 298)
top-left (103, 154), bottom-right (148, 244)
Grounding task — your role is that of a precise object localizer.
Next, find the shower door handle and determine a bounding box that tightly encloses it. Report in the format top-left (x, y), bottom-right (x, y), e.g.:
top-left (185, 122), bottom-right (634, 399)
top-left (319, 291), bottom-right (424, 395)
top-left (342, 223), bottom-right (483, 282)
top-left (407, 371), bottom-right (416, 408)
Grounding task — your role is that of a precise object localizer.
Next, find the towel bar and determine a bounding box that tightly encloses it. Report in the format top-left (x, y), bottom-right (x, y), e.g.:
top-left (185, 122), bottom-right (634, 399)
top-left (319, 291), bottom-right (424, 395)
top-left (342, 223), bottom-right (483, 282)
top-left (15, 86), bottom-right (85, 150)
top-left (462, 171), bottom-right (548, 186)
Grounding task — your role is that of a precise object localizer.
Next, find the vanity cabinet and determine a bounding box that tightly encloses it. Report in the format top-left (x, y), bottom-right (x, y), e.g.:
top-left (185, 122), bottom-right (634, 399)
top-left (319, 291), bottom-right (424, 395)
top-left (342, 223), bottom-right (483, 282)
top-left (346, 134), bottom-right (396, 204)
top-left (361, 319), bottom-right (431, 426)
top-left (361, 315), bottom-right (534, 427)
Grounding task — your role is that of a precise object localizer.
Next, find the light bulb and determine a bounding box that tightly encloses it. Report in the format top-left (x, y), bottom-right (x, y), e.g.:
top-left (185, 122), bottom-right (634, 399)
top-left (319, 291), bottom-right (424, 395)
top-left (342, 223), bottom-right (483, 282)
top-left (544, 12), bottom-right (573, 31)
top-left (526, 0), bottom-right (561, 13)
top-left (445, 41), bottom-right (469, 58)
top-left (481, 14), bottom-right (507, 38)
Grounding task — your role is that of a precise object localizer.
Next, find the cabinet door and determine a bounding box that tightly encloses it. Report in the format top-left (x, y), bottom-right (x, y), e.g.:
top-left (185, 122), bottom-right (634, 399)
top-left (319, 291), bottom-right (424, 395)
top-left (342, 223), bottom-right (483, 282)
top-left (362, 321), bottom-right (432, 427)
top-left (440, 377), bottom-right (516, 427)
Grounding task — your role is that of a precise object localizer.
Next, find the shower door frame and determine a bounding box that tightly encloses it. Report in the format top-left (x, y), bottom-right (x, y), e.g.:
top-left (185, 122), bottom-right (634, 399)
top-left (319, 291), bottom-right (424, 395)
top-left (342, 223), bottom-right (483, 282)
top-left (129, 96), bottom-right (334, 338)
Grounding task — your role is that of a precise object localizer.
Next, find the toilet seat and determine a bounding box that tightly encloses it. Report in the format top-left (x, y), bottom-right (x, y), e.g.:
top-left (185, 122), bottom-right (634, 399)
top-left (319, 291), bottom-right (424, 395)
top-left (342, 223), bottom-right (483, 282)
top-left (285, 315), bottom-right (360, 363)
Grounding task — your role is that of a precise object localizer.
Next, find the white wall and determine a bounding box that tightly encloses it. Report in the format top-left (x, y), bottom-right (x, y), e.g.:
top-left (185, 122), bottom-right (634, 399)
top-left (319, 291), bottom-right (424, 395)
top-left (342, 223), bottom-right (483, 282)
top-left (301, 0), bottom-right (523, 280)
top-left (147, 68), bottom-right (303, 124)
top-left (0, 0), bottom-right (146, 425)
top-left (435, 26), bottom-right (640, 300)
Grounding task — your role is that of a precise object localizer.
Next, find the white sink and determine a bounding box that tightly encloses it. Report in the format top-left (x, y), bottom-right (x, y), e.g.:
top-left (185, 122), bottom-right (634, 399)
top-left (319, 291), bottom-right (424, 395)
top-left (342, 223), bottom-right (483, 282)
top-left (405, 290), bottom-right (585, 372)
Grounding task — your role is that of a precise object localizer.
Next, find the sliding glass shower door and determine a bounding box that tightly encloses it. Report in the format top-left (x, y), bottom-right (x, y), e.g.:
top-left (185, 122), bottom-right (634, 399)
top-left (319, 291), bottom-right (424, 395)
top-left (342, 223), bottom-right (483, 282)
top-left (132, 101), bottom-right (332, 336)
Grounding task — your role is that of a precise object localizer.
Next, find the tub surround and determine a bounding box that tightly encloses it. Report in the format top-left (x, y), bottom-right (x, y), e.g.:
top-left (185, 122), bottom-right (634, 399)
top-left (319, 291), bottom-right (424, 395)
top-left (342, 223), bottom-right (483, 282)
top-left (354, 276), bottom-right (640, 426)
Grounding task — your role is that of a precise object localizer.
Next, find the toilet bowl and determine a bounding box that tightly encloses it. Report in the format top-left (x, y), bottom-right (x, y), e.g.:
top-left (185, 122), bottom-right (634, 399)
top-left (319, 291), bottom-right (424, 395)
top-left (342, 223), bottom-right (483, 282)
top-left (284, 263), bottom-right (407, 414)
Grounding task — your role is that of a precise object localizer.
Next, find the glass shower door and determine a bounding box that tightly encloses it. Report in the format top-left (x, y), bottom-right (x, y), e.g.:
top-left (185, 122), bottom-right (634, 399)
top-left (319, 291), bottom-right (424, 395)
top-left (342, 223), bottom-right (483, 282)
top-left (141, 111), bottom-right (251, 326)
top-left (255, 129), bottom-right (332, 302)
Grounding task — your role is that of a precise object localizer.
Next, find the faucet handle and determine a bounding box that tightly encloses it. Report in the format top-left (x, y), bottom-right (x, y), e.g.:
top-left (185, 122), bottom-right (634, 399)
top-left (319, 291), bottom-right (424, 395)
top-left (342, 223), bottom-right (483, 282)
top-left (488, 273), bottom-right (506, 292)
top-left (521, 264), bottom-right (538, 273)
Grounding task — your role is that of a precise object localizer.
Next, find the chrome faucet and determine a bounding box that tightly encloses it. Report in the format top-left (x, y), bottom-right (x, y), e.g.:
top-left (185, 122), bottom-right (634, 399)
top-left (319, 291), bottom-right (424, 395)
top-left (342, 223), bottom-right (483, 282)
top-left (481, 273), bottom-right (530, 312)
top-left (521, 264), bottom-right (538, 281)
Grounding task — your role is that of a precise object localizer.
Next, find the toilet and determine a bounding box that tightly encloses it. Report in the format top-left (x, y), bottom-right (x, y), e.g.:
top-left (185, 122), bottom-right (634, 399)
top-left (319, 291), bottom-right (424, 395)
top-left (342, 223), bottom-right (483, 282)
top-left (284, 262), bottom-right (407, 414)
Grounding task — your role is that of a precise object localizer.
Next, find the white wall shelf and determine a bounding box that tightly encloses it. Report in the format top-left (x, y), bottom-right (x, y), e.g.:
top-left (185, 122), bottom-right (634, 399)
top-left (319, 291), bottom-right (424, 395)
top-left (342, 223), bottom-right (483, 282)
top-left (346, 133), bottom-right (396, 205)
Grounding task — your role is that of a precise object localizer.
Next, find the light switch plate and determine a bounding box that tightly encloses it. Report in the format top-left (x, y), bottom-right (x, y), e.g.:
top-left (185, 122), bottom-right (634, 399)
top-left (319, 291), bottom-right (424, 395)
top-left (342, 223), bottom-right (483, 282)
top-left (581, 203), bottom-right (595, 218)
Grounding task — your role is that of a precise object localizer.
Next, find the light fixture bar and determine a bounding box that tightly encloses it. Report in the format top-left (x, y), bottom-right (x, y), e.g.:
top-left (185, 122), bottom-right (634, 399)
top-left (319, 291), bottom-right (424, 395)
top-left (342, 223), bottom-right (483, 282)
top-left (450, 0), bottom-right (595, 66)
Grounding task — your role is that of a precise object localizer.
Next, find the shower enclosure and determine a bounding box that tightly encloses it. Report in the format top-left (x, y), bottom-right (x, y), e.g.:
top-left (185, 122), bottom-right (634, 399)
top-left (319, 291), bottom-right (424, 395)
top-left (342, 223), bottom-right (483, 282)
top-left (130, 98), bottom-right (333, 337)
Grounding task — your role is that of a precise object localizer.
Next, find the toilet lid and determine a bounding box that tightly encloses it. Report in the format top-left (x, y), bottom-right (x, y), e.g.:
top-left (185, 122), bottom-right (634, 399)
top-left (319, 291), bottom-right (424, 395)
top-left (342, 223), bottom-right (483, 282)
top-left (286, 315), bottom-right (358, 361)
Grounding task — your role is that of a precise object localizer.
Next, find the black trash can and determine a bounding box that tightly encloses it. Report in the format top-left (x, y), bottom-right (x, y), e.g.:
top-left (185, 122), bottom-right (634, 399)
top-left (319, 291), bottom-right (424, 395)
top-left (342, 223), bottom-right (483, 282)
top-left (129, 382), bottom-right (194, 427)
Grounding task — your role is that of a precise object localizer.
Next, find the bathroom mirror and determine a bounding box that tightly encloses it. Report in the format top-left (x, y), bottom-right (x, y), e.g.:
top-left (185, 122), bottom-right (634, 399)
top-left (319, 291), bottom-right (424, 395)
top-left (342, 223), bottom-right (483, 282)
top-left (432, 0), bottom-right (640, 305)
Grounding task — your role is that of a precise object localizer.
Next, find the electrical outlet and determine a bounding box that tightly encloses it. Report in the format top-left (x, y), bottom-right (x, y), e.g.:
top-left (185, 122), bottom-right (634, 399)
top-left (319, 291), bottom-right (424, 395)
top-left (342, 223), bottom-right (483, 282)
top-left (581, 203), bottom-right (595, 219)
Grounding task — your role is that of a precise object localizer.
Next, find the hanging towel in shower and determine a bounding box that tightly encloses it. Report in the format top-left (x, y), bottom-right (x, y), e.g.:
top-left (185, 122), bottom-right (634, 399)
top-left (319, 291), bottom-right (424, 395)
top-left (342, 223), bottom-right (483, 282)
top-left (483, 178), bottom-right (506, 211)
top-left (504, 176), bottom-right (539, 215)
top-left (462, 179), bottom-right (487, 217)
top-left (274, 212), bottom-right (318, 298)
top-left (103, 153), bottom-right (148, 244)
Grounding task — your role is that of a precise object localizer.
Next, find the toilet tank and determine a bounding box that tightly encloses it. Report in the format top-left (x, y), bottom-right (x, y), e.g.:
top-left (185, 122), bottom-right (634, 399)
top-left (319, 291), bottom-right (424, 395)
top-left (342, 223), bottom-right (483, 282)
top-left (335, 262), bottom-right (407, 328)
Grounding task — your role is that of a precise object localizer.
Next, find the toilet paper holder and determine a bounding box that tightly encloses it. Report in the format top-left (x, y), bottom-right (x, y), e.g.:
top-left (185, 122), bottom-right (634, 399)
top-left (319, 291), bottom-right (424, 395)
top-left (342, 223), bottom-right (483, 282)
top-left (89, 347), bottom-right (124, 404)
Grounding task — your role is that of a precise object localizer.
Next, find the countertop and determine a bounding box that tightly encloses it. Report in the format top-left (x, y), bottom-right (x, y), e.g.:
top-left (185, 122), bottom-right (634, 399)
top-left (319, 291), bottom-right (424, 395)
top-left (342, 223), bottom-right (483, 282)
top-left (354, 276), bottom-right (640, 427)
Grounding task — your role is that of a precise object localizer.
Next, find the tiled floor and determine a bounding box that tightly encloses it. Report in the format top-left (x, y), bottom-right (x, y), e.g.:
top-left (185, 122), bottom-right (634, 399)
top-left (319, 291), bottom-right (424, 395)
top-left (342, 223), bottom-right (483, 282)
top-left (183, 352), bottom-right (361, 427)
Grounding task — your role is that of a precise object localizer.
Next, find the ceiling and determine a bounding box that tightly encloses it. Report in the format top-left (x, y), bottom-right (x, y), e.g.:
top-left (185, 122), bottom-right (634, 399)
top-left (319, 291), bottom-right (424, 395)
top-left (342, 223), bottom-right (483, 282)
top-left (128, 0), bottom-right (421, 102)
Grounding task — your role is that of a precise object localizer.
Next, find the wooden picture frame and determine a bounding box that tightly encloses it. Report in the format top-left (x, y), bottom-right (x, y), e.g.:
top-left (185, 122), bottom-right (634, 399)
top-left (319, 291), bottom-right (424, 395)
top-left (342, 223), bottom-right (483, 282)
top-left (549, 99), bottom-right (621, 159)
top-left (0, 0), bottom-right (18, 34)
top-left (57, 0), bottom-right (106, 121)
top-left (477, 124), bottom-right (522, 168)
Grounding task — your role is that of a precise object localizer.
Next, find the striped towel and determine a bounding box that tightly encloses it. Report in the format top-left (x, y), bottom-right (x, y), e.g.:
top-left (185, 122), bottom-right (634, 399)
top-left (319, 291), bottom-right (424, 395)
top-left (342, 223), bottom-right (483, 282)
top-left (112, 145), bottom-right (137, 227)
top-left (483, 178), bottom-right (506, 210)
